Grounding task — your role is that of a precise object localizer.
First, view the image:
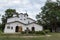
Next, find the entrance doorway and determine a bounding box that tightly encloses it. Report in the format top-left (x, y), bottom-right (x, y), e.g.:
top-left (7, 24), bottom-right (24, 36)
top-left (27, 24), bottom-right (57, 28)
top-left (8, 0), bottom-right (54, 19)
top-left (18, 26), bottom-right (22, 32)
top-left (15, 26), bottom-right (19, 32)
top-left (32, 27), bottom-right (35, 31)
top-left (15, 26), bottom-right (22, 32)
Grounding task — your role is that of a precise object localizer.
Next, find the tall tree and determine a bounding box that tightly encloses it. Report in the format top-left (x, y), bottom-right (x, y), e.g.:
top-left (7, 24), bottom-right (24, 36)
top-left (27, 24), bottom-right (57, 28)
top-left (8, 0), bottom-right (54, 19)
top-left (1, 9), bottom-right (17, 31)
top-left (36, 0), bottom-right (60, 32)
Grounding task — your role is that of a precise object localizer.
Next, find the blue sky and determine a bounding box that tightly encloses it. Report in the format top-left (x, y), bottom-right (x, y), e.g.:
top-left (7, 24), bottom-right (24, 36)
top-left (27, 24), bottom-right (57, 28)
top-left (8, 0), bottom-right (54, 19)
top-left (0, 0), bottom-right (56, 23)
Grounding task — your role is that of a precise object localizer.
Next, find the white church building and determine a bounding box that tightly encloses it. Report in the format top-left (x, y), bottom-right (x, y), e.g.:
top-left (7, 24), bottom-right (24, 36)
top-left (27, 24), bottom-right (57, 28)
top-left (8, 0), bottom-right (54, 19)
top-left (4, 13), bottom-right (43, 33)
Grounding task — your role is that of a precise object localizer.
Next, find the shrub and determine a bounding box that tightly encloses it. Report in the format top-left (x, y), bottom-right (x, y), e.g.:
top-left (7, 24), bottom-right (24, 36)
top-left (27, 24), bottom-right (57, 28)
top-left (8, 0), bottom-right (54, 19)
top-left (21, 30), bottom-right (50, 35)
top-left (21, 31), bottom-right (46, 35)
top-left (35, 31), bottom-right (45, 35)
top-left (21, 31), bottom-right (26, 34)
top-left (29, 31), bottom-right (35, 34)
top-left (44, 30), bottom-right (50, 34)
top-left (0, 30), bottom-right (2, 33)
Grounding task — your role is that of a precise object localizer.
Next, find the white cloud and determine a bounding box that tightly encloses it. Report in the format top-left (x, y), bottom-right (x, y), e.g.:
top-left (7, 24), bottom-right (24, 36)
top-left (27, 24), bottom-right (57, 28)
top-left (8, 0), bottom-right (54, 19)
top-left (0, 0), bottom-right (46, 23)
top-left (13, 0), bottom-right (21, 4)
top-left (52, 0), bottom-right (56, 2)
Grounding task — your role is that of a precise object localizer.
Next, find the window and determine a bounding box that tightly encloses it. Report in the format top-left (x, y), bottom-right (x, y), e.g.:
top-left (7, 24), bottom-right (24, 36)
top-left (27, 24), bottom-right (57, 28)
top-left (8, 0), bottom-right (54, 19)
top-left (24, 15), bottom-right (25, 17)
top-left (20, 19), bottom-right (22, 20)
top-left (7, 26), bottom-right (10, 29)
top-left (11, 27), bottom-right (13, 29)
top-left (24, 19), bottom-right (26, 20)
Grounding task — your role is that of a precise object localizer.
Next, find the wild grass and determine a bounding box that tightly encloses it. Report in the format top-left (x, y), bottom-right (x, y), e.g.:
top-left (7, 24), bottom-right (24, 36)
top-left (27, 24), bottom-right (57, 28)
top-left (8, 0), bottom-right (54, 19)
top-left (0, 33), bottom-right (60, 40)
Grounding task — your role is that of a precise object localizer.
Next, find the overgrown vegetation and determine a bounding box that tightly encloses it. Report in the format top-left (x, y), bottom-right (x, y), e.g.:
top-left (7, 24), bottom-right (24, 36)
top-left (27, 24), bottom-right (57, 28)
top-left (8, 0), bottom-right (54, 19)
top-left (1, 9), bottom-right (18, 32)
top-left (0, 33), bottom-right (59, 40)
top-left (22, 30), bottom-right (50, 35)
top-left (36, 0), bottom-right (60, 32)
top-left (0, 0), bottom-right (60, 33)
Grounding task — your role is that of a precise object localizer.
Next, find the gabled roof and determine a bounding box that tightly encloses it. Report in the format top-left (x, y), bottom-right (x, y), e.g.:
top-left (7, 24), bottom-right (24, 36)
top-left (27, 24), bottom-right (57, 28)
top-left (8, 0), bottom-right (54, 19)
top-left (7, 21), bottom-right (27, 25)
top-left (6, 21), bottom-right (36, 25)
top-left (27, 18), bottom-right (36, 22)
top-left (7, 13), bottom-right (36, 24)
top-left (6, 21), bottom-right (42, 26)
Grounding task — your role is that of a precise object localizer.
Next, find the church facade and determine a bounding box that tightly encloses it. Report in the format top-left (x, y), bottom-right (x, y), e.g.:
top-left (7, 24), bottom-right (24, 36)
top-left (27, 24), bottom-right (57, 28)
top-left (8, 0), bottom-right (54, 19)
top-left (4, 13), bottom-right (43, 33)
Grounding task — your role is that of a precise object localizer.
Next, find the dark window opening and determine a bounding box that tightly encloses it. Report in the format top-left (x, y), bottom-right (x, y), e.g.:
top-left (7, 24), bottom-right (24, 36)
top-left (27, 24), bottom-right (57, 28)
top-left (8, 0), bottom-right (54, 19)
top-left (20, 19), bottom-right (22, 20)
top-left (24, 19), bottom-right (26, 20)
top-left (7, 26), bottom-right (10, 29)
top-left (11, 27), bottom-right (13, 29)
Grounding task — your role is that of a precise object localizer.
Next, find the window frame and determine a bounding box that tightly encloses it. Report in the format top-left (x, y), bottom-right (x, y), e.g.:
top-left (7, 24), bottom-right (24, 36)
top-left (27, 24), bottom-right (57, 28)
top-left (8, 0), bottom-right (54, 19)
top-left (11, 27), bottom-right (13, 29)
top-left (7, 26), bottom-right (10, 29)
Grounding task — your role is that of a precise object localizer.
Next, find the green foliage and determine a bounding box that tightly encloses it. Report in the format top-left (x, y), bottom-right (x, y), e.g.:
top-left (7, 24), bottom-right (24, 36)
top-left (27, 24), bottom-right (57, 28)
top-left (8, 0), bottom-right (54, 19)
top-left (5, 9), bottom-right (16, 18)
top-left (36, 0), bottom-right (60, 32)
top-left (21, 31), bottom-right (26, 34)
top-left (0, 33), bottom-right (60, 40)
top-left (1, 9), bottom-right (18, 32)
top-left (0, 23), bottom-right (4, 32)
top-left (2, 9), bottom-right (16, 24)
top-left (44, 30), bottom-right (50, 34)
top-left (35, 31), bottom-right (45, 35)
top-left (0, 30), bottom-right (3, 33)
top-left (22, 31), bottom-right (46, 35)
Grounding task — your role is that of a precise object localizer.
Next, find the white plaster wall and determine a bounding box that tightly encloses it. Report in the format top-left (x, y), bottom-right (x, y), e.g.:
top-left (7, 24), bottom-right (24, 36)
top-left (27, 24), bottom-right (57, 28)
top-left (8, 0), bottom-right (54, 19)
top-left (27, 19), bottom-right (35, 23)
top-left (4, 22), bottom-right (43, 33)
top-left (5, 13), bottom-right (43, 33)
top-left (7, 17), bottom-right (19, 23)
top-left (4, 22), bottom-right (26, 33)
top-left (18, 14), bottom-right (35, 24)
top-left (26, 23), bottom-right (43, 31)
top-left (7, 16), bottom-right (35, 24)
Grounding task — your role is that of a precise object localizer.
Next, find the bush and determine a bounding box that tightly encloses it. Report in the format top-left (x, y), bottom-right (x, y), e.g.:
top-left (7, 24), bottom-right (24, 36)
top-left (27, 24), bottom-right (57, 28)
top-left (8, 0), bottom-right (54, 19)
top-left (44, 30), bottom-right (50, 34)
top-left (29, 31), bottom-right (35, 34)
top-left (0, 30), bottom-right (3, 33)
top-left (35, 31), bottom-right (45, 35)
top-left (21, 31), bottom-right (26, 34)
top-left (21, 31), bottom-right (46, 35)
top-left (21, 30), bottom-right (50, 35)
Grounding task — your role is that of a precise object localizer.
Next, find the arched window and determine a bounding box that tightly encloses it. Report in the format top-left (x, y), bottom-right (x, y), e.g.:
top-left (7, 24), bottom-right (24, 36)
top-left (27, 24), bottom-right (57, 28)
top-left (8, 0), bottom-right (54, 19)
top-left (11, 27), bottom-right (13, 29)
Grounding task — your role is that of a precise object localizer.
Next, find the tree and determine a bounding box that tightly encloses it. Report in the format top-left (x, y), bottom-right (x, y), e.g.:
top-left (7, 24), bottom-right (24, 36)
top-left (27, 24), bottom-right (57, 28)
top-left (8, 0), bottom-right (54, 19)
top-left (5, 9), bottom-right (17, 18)
top-left (36, 0), bottom-right (60, 32)
top-left (1, 9), bottom-right (17, 31)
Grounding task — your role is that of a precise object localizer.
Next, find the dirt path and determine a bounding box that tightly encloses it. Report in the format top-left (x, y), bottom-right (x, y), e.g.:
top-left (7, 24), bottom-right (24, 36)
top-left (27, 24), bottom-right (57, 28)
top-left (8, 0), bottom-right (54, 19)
top-left (0, 35), bottom-right (51, 38)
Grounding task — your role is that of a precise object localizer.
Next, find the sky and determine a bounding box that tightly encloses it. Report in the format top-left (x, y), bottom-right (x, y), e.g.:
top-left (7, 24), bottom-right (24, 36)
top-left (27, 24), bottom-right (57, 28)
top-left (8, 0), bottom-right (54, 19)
top-left (0, 0), bottom-right (56, 23)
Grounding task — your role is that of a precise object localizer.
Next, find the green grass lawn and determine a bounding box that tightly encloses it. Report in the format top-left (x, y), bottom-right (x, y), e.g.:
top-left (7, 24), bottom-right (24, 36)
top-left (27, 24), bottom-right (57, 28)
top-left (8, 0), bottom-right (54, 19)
top-left (0, 33), bottom-right (60, 40)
